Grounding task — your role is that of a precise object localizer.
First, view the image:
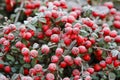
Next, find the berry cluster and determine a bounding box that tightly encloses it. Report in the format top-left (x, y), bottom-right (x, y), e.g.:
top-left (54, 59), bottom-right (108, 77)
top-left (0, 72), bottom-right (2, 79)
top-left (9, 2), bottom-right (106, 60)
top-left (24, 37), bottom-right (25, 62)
top-left (1, 0), bottom-right (120, 80)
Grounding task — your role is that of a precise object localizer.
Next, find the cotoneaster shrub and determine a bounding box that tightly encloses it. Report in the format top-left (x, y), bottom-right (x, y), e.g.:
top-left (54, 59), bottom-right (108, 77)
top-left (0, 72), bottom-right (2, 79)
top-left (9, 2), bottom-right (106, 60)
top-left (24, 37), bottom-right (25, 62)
top-left (0, 0), bottom-right (120, 80)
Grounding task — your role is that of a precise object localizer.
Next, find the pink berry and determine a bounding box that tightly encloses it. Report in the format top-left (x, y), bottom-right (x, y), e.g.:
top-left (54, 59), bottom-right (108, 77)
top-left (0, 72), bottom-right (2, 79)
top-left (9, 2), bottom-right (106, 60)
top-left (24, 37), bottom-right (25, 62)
top-left (71, 47), bottom-right (79, 56)
top-left (51, 55), bottom-right (59, 63)
top-left (21, 47), bottom-right (29, 56)
top-left (48, 63), bottom-right (57, 72)
top-left (72, 69), bottom-right (80, 76)
top-left (50, 34), bottom-right (60, 43)
top-left (78, 46), bottom-right (87, 54)
top-left (41, 44), bottom-right (50, 54)
top-left (30, 50), bottom-right (38, 58)
top-left (46, 73), bottom-right (55, 80)
top-left (34, 64), bottom-right (43, 72)
top-left (74, 57), bottom-right (82, 66)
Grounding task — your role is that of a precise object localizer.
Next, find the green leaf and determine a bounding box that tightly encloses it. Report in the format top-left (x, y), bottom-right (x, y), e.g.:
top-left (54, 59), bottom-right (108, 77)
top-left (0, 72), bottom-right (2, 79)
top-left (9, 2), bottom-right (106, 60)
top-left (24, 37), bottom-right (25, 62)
top-left (30, 17), bottom-right (38, 24)
top-left (108, 72), bottom-right (116, 80)
top-left (6, 54), bottom-right (15, 62)
top-left (0, 60), bottom-right (4, 64)
top-left (11, 74), bottom-right (19, 80)
top-left (0, 52), bottom-right (4, 57)
top-left (80, 30), bottom-right (89, 37)
top-left (55, 17), bottom-right (61, 22)
top-left (111, 50), bottom-right (119, 57)
top-left (39, 18), bottom-right (46, 23)
top-left (11, 67), bottom-right (17, 73)
top-left (23, 63), bottom-right (31, 68)
top-left (31, 58), bottom-right (37, 67)
top-left (91, 33), bottom-right (98, 38)
top-left (19, 67), bottom-right (23, 73)
top-left (27, 24), bottom-right (36, 31)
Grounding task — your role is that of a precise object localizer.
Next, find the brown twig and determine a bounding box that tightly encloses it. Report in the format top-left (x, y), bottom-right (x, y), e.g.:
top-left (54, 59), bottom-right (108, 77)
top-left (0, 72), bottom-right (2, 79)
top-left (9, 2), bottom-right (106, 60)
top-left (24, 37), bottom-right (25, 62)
top-left (93, 46), bottom-right (111, 52)
top-left (14, 1), bottom-right (24, 23)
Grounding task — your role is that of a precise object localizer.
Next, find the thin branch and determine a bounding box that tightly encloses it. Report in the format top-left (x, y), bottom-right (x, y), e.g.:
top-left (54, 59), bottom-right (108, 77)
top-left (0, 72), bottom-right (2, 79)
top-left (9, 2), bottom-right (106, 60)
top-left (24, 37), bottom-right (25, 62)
top-left (14, 1), bottom-right (24, 23)
top-left (93, 46), bottom-right (111, 51)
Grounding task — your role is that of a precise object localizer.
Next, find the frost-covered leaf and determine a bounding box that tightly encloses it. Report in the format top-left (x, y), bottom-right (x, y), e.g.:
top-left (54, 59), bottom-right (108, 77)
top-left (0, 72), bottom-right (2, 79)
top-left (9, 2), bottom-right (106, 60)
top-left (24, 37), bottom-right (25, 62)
top-left (39, 18), bottom-right (46, 23)
top-left (111, 50), bottom-right (119, 57)
top-left (6, 54), bottom-right (15, 62)
top-left (92, 6), bottom-right (109, 14)
top-left (108, 72), bottom-right (116, 80)
top-left (27, 24), bottom-right (36, 31)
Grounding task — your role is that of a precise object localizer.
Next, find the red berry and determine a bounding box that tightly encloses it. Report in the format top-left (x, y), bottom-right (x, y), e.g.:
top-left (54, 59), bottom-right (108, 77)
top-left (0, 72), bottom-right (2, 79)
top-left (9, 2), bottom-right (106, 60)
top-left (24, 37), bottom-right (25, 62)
top-left (15, 41), bottom-right (22, 48)
top-left (110, 8), bottom-right (117, 15)
top-left (102, 27), bottom-right (110, 35)
top-left (3, 27), bottom-right (11, 34)
top-left (9, 24), bottom-right (16, 31)
top-left (0, 38), bottom-right (6, 44)
top-left (60, 61), bottom-right (67, 68)
top-left (61, 16), bottom-right (68, 22)
top-left (45, 29), bottom-right (52, 37)
top-left (76, 35), bottom-right (84, 45)
top-left (113, 60), bottom-right (120, 67)
top-left (73, 75), bottom-right (80, 80)
top-left (45, 11), bottom-right (52, 18)
top-left (34, 64), bottom-right (43, 72)
top-left (115, 35), bottom-right (120, 43)
top-left (29, 68), bottom-right (36, 76)
top-left (4, 66), bottom-right (11, 73)
top-left (87, 68), bottom-right (94, 74)
top-left (104, 36), bottom-right (111, 42)
top-left (24, 68), bottom-right (29, 75)
top-left (105, 57), bottom-right (112, 64)
top-left (53, 1), bottom-right (60, 7)
top-left (78, 46), bottom-right (87, 54)
top-left (72, 69), bottom-right (80, 76)
top-left (48, 63), bottom-right (57, 72)
top-left (24, 32), bottom-right (32, 40)
top-left (46, 73), bottom-right (55, 80)
top-left (50, 34), bottom-right (60, 43)
top-left (64, 37), bottom-right (72, 46)
top-left (95, 49), bottom-right (103, 56)
top-left (72, 27), bottom-right (80, 35)
top-left (51, 55), bottom-right (59, 63)
top-left (55, 48), bottom-right (63, 57)
top-left (63, 77), bottom-right (70, 80)
top-left (3, 40), bottom-right (10, 46)
top-left (104, 2), bottom-right (114, 9)
top-left (65, 23), bottom-right (72, 28)
top-left (52, 27), bottom-right (60, 34)
top-left (23, 56), bottom-right (31, 63)
top-left (0, 64), bottom-right (4, 69)
top-left (37, 32), bottom-right (44, 39)
top-left (7, 33), bottom-right (14, 40)
top-left (30, 50), bottom-right (38, 58)
top-left (21, 47), bottom-right (29, 56)
top-left (113, 21), bottom-right (120, 29)
top-left (42, 25), bottom-right (49, 32)
top-left (71, 47), bottom-right (79, 56)
top-left (83, 54), bottom-right (91, 61)
top-left (19, 25), bottom-right (27, 33)
top-left (24, 9), bottom-right (32, 16)
top-left (84, 40), bottom-right (92, 48)
top-left (41, 44), bottom-right (50, 54)
top-left (99, 61), bottom-right (106, 68)
top-left (74, 57), bottom-right (82, 66)
top-left (65, 27), bottom-right (73, 35)
top-left (110, 30), bottom-right (117, 38)
top-left (64, 55), bottom-right (73, 66)
top-left (93, 64), bottom-right (101, 72)
top-left (67, 15), bottom-right (76, 23)
top-left (52, 10), bottom-right (59, 18)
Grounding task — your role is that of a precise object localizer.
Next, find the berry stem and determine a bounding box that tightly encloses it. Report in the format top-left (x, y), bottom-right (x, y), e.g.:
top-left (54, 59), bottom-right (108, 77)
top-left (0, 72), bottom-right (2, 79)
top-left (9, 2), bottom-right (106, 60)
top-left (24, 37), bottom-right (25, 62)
top-left (14, 1), bottom-right (24, 23)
